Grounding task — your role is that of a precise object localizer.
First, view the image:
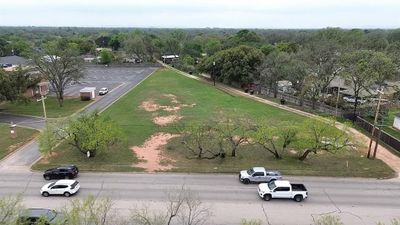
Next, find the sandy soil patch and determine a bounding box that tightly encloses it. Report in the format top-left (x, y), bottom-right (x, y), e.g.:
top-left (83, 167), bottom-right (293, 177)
top-left (139, 94), bottom-right (196, 126)
top-left (140, 100), bottom-right (160, 112)
top-left (131, 133), bottom-right (179, 172)
top-left (153, 115), bottom-right (183, 126)
top-left (163, 94), bottom-right (178, 103)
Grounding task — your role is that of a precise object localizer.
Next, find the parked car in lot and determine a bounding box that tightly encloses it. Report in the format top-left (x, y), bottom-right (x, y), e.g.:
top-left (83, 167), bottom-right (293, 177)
top-left (43, 165), bottom-right (79, 180)
top-left (18, 208), bottom-right (65, 225)
top-left (343, 96), bottom-right (367, 104)
top-left (41, 180), bottom-right (80, 197)
top-left (239, 167), bottom-right (282, 184)
top-left (258, 180), bottom-right (308, 202)
top-left (99, 87), bottom-right (109, 95)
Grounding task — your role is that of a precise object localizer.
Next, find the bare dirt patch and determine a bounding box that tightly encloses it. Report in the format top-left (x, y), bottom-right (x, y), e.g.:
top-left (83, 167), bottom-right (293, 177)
top-left (140, 100), bottom-right (160, 112)
top-left (131, 133), bottom-right (179, 172)
top-left (153, 115), bottom-right (183, 126)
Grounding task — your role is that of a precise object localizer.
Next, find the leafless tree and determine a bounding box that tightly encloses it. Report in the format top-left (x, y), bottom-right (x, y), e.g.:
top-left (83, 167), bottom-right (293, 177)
top-left (62, 195), bottom-right (115, 225)
top-left (130, 186), bottom-right (212, 225)
top-left (0, 195), bottom-right (23, 225)
top-left (215, 118), bottom-right (255, 157)
top-left (177, 123), bottom-right (222, 159)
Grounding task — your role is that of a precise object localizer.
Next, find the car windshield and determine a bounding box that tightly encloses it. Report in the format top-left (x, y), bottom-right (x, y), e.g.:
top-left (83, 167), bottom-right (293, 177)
top-left (101, 88), bottom-right (107, 91)
top-left (247, 168), bottom-right (254, 175)
top-left (268, 181), bottom-right (276, 190)
top-left (71, 181), bottom-right (79, 189)
top-left (48, 182), bottom-right (56, 188)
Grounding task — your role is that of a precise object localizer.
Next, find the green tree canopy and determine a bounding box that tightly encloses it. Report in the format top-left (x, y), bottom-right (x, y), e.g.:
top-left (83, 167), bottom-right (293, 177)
top-left (0, 68), bottom-right (39, 102)
top-left (199, 45), bottom-right (263, 85)
top-left (58, 112), bottom-right (125, 157)
top-left (99, 49), bottom-right (112, 64)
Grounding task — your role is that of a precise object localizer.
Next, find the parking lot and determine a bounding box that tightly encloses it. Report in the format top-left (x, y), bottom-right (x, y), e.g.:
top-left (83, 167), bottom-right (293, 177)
top-left (56, 65), bottom-right (159, 97)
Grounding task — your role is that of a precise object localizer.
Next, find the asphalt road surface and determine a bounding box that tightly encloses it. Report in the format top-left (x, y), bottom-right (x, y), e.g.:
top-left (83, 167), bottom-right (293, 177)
top-left (0, 66), bottom-right (158, 171)
top-left (0, 172), bottom-right (399, 225)
top-left (0, 113), bottom-right (45, 130)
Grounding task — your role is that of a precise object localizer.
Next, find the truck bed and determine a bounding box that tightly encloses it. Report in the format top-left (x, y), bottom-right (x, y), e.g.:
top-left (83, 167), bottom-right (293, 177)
top-left (291, 184), bottom-right (307, 191)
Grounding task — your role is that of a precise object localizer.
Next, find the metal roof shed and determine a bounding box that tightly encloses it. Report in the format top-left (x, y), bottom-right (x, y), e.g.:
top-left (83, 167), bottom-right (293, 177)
top-left (80, 87), bottom-right (96, 101)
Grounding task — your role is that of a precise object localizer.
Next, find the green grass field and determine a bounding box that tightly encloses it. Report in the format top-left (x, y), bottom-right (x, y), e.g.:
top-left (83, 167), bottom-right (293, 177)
top-left (33, 69), bottom-right (394, 177)
top-left (381, 109), bottom-right (400, 140)
top-left (0, 123), bottom-right (39, 159)
top-left (0, 96), bottom-right (91, 118)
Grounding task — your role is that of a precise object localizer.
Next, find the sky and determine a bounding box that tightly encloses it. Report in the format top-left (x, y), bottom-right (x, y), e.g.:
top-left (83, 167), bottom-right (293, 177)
top-left (0, 0), bottom-right (399, 29)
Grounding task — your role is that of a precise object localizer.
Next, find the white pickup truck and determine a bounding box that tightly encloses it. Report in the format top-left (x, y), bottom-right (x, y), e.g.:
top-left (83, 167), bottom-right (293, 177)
top-left (258, 180), bottom-right (308, 202)
top-left (239, 167), bottom-right (282, 184)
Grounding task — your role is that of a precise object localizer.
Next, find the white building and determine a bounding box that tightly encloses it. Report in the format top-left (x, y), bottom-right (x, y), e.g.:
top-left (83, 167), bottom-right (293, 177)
top-left (393, 113), bottom-right (400, 130)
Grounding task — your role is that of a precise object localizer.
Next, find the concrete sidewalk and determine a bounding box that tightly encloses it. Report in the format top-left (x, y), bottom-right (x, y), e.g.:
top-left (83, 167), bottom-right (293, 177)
top-left (165, 64), bottom-right (400, 177)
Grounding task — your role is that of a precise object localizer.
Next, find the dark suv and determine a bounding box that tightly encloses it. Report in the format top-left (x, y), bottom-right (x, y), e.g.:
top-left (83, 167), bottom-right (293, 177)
top-left (43, 165), bottom-right (79, 180)
top-left (18, 208), bottom-right (65, 225)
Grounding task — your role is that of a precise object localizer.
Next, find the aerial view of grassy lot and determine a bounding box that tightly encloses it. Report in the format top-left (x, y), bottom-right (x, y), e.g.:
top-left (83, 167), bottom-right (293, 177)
top-left (33, 68), bottom-right (394, 178)
top-left (0, 123), bottom-right (39, 160)
top-left (0, 96), bottom-right (91, 118)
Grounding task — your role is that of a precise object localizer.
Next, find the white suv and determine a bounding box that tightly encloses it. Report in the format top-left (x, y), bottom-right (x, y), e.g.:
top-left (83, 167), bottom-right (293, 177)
top-left (41, 180), bottom-right (80, 197)
top-left (99, 87), bottom-right (109, 95)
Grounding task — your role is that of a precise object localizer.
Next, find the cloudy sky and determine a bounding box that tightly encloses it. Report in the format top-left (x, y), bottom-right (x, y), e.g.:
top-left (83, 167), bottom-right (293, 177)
top-left (0, 0), bottom-right (399, 28)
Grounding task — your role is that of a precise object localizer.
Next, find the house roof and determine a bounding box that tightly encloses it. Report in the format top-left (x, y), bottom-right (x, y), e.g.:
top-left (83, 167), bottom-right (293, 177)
top-left (340, 88), bottom-right (377, 98)
top-left (0, 56), bottom-right (30, 66)
top-left (161, 55), bottom-right (179, 59)
top-left (80, 87), bottom-right (96, 92)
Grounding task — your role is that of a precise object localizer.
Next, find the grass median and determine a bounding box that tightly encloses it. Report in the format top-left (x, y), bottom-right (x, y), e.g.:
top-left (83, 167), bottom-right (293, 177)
top-left (0, 123), bottom-right (39, 160)
top-left (0, 96), bottom-right (91, 118)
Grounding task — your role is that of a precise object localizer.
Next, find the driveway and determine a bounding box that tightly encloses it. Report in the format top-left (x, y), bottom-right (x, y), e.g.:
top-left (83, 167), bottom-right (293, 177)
top-left (0, 65), bottom-right (159, 172)
top-left (0, 172), bottom-right (399, 225)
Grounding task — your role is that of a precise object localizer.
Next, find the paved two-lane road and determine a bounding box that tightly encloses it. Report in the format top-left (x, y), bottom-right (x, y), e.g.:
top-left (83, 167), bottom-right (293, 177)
top-left (0, 172), bottom-right (399, 225)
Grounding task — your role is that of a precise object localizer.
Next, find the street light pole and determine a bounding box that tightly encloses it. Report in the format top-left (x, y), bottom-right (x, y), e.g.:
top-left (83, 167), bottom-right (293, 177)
top-left (367, 89), bottom-right (383, 159)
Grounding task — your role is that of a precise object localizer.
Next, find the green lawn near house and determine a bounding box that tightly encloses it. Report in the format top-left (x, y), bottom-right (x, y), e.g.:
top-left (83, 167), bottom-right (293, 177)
top-left (381, 109), bottom-right (400, 140)
top-left (33, 68), bottom-right (394, 177)
top-left (0, 96), bottom-right (91, 118)
top-left (0, 123), bottom-right (39, 159)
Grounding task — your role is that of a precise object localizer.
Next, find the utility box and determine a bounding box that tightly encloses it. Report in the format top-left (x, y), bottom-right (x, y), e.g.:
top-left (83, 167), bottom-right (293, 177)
top-left (80, 87), bottom-right (96, 101)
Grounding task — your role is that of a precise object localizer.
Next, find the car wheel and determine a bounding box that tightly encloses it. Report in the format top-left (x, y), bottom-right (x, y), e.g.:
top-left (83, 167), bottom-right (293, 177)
top-left (42, 192), bottom-right (49, 197)
top-left (44, 175), bottom-right (50, 180)
top-left (243, 179), bottom-right (250, 184)
top-left (294, 195), bottom-right (303, 202)
top-left (64, 192), bottom-right (71, 197)
top-left (263, 194), bottom-right (272, 201)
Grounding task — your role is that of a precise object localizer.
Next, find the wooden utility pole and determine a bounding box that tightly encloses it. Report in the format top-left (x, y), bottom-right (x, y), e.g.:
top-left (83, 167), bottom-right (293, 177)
top-left (367, 89), bottom-right (383, 159)
top-left (37, 95), bottom-right (47, 121)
